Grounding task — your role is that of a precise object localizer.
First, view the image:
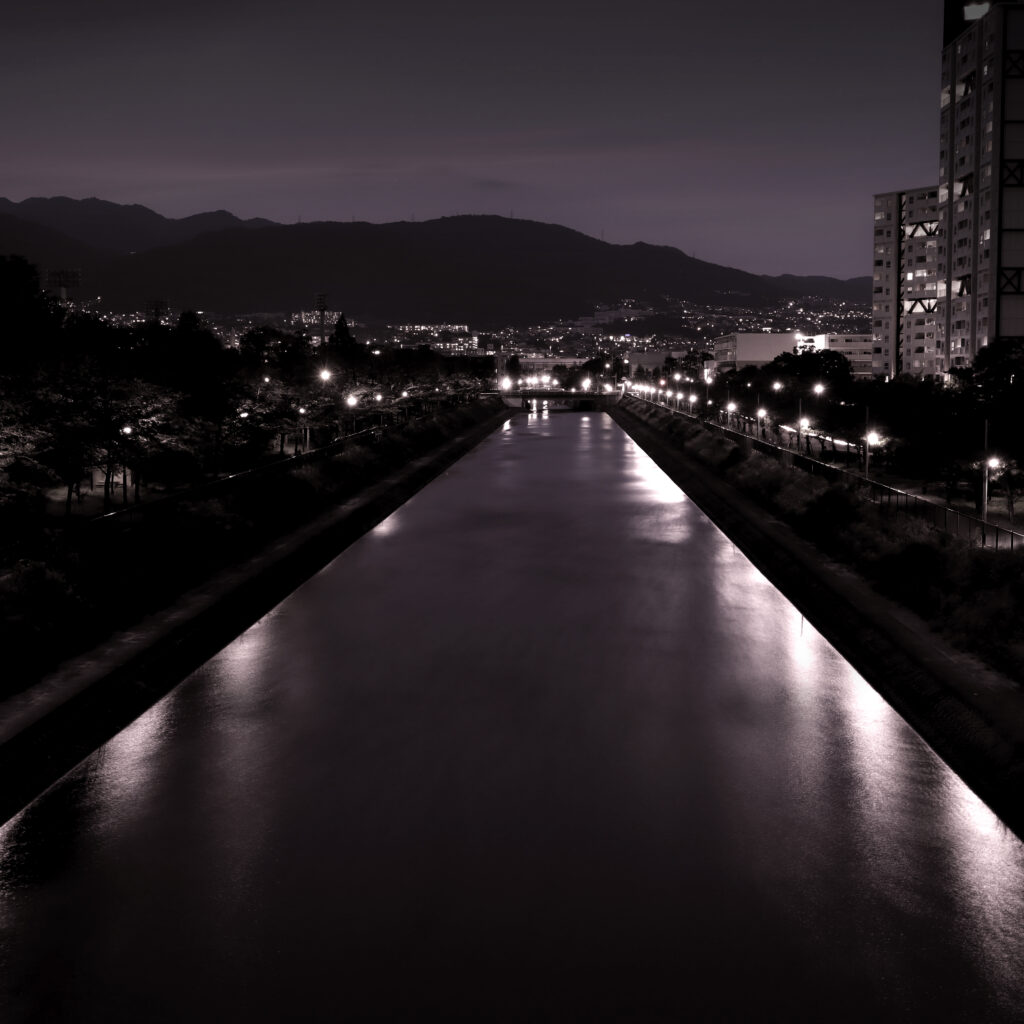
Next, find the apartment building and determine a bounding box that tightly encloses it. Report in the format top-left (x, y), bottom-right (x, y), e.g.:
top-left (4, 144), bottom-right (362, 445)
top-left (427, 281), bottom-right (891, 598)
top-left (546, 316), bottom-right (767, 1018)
top-left (872, 187), bottom-right (941, 377)
top-left (938, 1), bottom-right (1024, 369)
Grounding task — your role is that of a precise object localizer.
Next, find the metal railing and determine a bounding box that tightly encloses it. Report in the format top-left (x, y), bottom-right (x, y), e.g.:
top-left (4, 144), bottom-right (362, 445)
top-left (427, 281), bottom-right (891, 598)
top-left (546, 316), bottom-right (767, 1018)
top-left (628, 395), bottom-right (1024, 551)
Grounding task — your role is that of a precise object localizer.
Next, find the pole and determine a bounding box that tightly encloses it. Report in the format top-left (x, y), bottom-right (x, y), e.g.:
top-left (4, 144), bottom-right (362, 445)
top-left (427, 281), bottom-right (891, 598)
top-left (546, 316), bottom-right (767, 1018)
top-left (864, 406), bottom-right (869, 476)
top-left (982, 418), bottom-right (989, 522)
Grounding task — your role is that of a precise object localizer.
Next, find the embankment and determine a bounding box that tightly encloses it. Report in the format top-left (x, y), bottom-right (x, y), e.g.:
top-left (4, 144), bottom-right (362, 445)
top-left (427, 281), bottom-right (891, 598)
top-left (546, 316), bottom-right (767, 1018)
top-left (610, 397), bottom-right (1024, 837)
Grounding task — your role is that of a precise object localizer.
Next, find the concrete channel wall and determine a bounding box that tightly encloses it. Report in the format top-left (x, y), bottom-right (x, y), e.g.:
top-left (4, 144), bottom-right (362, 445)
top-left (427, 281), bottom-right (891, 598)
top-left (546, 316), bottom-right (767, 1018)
top-left (609, 399), bottom-right (1024, 839)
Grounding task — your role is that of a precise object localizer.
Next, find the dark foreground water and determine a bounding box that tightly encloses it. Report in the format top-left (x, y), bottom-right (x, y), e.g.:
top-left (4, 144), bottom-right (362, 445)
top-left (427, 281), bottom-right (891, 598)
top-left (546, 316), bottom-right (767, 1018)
top-left (2, 411), bottom-right (1023, 1022)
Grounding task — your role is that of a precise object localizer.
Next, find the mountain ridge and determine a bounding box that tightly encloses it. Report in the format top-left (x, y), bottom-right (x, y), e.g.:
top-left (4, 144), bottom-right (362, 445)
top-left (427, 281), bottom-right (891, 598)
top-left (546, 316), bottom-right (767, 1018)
top-left (0, 198), bottom-right (870, 324)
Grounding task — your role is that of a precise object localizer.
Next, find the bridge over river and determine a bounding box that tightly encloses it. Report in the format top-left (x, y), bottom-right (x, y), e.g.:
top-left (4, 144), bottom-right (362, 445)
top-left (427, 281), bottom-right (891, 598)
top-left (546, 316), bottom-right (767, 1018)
top-left (499, 387), bottom-right (621, 411)
top-left (2, 409), bottom-right (1023, 1021)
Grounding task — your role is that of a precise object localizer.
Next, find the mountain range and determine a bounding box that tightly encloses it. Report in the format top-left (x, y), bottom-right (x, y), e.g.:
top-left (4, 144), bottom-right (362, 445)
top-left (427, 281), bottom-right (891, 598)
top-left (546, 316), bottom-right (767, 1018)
top-left (0, 197), bottom-right (870, 325)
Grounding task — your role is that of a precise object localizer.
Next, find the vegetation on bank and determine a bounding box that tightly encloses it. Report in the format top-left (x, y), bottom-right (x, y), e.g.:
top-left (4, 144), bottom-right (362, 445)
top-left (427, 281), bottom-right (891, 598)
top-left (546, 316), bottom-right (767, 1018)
top-left (634, 344), bottom-right (1024, 522)
top-left (0, 253), bottom-right (506, 696)
top-left (620, 397), bottom-right (1024, 680)
top-left (0, 396), bottom-right (506, 697)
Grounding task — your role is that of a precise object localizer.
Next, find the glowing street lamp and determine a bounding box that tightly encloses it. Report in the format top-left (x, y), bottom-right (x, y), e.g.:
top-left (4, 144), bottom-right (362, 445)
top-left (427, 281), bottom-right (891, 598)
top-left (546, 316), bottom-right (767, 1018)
top-left (982, 455), bottom-right (1001, 522)
top-left (319, 369), bottom-right (332, 382)
top-left (865, 430), bottom-right (880, 479)
top-left (346, 395), bottom-right (358, 407)
top-left (798, 415), bottom-right (810, 450)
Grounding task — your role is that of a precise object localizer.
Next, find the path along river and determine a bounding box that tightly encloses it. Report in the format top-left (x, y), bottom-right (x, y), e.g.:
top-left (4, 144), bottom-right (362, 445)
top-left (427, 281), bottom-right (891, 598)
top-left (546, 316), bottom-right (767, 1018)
top-left (2, 410), bottom-right (1024, 1021)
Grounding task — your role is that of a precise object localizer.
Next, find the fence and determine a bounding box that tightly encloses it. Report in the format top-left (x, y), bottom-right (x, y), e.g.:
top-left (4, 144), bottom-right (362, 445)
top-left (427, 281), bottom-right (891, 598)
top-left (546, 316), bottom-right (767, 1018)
top-left (630, 395), bottom-right (1024, 551)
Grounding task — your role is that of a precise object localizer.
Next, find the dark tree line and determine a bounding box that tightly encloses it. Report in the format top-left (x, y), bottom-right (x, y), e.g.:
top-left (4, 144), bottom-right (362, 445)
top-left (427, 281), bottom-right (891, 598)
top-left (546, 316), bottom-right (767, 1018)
top-left (0, 256), bottom-right (494, 521)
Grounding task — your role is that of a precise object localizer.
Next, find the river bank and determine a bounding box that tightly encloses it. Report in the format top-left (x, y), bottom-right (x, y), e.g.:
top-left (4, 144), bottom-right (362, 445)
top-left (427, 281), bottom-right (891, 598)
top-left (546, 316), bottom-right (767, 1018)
top-left (610, 397), bottom-right (1024, 837)
top-left (0, 398), bottom-right (512, 825)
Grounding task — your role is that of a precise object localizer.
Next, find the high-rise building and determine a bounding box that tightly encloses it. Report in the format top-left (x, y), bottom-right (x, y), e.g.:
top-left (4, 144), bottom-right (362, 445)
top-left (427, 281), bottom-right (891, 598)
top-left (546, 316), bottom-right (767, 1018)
top-left (937, 1), bottom-right (1024, 370)
top-left (872, 187), bottom-right (941, 377)
top-left (871, 2), bottom-right (1024, 378)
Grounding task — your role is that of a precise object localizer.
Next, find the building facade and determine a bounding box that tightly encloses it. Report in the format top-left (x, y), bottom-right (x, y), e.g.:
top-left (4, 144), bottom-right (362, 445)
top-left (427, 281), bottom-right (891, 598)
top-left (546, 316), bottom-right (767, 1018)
top-left (711, 332), bottom-right (801, 374)
top-left (937, 1), bottom-right (1024, 369)
top-left (872, 187), bottom-right (941, 377)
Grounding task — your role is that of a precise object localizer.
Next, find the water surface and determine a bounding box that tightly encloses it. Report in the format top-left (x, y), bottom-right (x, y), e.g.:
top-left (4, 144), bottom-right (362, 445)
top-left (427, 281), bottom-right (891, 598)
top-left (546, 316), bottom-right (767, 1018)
top-left (2, 411), bottom-right (1023, 1021)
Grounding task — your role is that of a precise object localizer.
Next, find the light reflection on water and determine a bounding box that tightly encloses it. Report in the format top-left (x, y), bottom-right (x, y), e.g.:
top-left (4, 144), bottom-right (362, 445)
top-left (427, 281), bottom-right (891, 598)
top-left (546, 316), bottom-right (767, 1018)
top-left (1, 411), bottom-right (1023, 1021)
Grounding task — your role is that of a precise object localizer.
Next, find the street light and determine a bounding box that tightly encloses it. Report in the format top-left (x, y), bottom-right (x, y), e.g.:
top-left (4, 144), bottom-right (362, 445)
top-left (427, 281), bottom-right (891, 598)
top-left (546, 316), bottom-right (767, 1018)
top-left (319, 369), bottom-right (332, 382)
top-left (983, 456), bottom-right (1001, 522)
top-left (865, 430), bottom-right (880, 478)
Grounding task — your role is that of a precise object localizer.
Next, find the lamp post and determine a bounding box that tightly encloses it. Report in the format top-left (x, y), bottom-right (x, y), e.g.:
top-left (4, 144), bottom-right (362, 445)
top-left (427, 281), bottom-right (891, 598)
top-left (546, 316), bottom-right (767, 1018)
top-left (865, 430), bottom-right (880, 479)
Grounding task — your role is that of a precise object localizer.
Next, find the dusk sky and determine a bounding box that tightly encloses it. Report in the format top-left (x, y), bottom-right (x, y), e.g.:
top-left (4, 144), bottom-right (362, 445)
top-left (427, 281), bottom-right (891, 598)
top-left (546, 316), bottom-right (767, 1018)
top-left (3, 0), bottom-right (942, 279)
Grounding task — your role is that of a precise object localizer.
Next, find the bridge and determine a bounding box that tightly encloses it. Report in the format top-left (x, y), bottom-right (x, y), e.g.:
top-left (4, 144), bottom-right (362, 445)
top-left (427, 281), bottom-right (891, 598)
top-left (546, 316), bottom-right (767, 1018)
top-left (496, 389), bottom-right (622, 411)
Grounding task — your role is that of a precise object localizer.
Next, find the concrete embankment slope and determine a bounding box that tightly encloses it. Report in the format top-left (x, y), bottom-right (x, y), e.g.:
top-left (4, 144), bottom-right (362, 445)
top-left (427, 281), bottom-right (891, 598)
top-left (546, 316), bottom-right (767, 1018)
top-left (0, 401), bottom-right (513, 826)
top-left (610, 401), bottom-right (1024, 838)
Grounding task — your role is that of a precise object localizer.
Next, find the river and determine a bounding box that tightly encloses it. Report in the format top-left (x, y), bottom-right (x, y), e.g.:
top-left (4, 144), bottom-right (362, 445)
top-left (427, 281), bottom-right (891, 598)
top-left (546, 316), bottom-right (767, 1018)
top-left (2, 410), bottom-right (1023, 1021)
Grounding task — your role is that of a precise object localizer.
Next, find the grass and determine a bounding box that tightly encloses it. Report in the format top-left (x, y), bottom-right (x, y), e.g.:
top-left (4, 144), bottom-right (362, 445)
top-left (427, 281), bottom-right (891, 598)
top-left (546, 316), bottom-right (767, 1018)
top-left (622, 398), bottom-right (1024, 680)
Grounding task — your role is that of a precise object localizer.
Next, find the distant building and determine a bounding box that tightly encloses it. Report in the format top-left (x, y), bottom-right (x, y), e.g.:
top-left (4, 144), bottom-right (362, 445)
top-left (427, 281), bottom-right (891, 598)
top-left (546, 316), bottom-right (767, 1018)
top-left (709, 331), bottom-right (872, 379)
top-left (872, 187), bottom-right (941, 377)
top-left (817, 334), bottom-right (876, 379)
top-left (711, 332), bottom-right (801, 373)
top-left (625, 350), bottom-right (690, 375)
top-left (516, 356), bottom-right (587, 374)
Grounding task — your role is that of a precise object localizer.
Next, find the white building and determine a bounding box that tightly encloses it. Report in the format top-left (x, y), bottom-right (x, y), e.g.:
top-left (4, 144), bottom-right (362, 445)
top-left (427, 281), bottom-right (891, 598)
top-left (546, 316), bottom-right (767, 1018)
top-left (817, 334), bottom-right (875, 379)
top-left (712, 332), bottom-right (801, 373)
top-left (711, 331), bottom-right (873, 379)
